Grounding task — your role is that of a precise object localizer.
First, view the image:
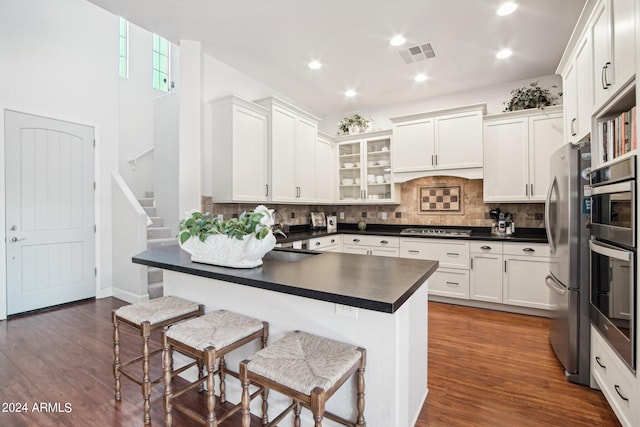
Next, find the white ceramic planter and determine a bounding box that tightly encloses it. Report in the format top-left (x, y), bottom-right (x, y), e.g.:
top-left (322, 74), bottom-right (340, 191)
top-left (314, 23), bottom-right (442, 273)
top-left (179, 232), bottom-right (277, 268)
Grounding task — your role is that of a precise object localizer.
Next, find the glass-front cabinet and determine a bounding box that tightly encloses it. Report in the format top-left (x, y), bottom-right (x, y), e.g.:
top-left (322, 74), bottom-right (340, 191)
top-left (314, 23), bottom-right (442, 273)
top-left (336, 130), bottom-right (399, 203)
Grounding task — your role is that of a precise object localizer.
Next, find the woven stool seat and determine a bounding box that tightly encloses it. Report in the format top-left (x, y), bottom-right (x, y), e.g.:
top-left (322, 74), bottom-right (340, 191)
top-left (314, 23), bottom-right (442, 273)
top-left (166, 310), bottom-right (264, 351)
top-left (246, 331), bottom-right (361, 395)
top-left (162, 310), bottom-right (269, 426)
top-left (240, 330), bottom-right (366, 427)
top-left (115, 295), bottom-right (201, 326)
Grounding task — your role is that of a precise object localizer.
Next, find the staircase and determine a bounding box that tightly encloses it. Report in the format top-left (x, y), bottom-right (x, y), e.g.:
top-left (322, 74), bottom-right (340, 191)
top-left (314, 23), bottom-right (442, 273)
top-left (138, 190), bottom-right (173, 299)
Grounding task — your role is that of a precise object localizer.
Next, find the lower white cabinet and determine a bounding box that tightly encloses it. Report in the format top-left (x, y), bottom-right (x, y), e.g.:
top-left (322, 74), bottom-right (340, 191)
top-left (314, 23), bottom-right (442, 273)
top-left (308, 235), bottom-right (342, 252)
top-left (592, 325), bottom-right (637, 427)
top-left (342, 235), bottom-right (399, 257)
top-left (470, 242), bottom-right (503, 303)
top-left (400, 238), bottom-right (470, 299)
top-left (502, 243), bottom-right (552, 310)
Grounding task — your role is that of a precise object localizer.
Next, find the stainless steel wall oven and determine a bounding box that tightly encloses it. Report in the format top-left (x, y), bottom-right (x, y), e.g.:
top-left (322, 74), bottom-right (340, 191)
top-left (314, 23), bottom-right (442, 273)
top-left (590, 156), bottom-right (636, 372)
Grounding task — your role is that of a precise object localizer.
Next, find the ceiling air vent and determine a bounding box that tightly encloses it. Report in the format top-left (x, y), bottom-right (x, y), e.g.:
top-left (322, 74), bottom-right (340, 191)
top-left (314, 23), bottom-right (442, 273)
top-left (398, 42), bottom-right (436, 64)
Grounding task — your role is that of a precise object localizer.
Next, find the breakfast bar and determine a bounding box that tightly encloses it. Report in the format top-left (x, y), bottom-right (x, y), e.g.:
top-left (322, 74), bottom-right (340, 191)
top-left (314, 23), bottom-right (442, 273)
top-left (133, 245), bottom-right (438, 427)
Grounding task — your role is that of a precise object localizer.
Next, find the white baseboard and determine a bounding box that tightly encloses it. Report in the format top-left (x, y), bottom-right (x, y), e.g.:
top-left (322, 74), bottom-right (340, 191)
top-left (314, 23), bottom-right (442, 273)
top-left (111, 287), bottom-right (149, 304)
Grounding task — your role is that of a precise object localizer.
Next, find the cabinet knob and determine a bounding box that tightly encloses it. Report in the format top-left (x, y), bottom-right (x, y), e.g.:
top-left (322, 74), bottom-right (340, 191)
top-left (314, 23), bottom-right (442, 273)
top-left (380, 240), bottom-right (389, 245)
top-left (315, 242), bottom-right (321, 246)
top-left (353, 238), bottom-right (360, 243)
top-left (330, 239), bottom-right (335, 244)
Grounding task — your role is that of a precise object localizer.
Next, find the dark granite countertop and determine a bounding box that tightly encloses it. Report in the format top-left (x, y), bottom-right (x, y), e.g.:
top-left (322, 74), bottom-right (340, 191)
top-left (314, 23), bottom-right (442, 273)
top-left (276, 224), bottom-right (548, 244)
top-left (133, 245), bottom-right (438, 314)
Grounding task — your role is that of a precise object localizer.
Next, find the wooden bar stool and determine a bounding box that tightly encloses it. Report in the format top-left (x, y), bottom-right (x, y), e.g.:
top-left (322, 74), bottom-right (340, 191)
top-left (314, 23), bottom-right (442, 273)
top-left (112, 296), bottom-right (204, 425)
top-left (162, 310), bottom-right (269, 426)
top-left (239, 330), bottom-right (366, 427)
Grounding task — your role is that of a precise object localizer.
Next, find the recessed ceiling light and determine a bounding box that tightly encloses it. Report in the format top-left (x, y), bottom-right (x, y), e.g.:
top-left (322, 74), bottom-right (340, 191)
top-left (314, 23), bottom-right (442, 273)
top-left (390, 35), bottom-right (406, 46)
top-left (496, 48), bottom-right (513, 59)
top-left (497, 1), bottom-right (518, 16)
top-left (308, 60), bottom-right (322, 70)
top-left (345, 89), bottom-right (357, 98)
top-left (414, 73), bottom-right (428, 82)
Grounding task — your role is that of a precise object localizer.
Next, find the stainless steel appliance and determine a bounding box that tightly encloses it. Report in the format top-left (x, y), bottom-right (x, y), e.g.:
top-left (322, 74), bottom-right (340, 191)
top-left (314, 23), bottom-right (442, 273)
top-left (589, 156), bottom-right (636, 372)
top-left (400, 228), bottom-right (472, 237)
top-left (544, 142), bottom-right (592, 385)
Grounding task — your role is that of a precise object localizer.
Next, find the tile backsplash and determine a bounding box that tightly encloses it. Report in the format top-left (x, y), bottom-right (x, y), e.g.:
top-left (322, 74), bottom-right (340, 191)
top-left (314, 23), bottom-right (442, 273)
top-left (202, 176), bottom-right (545, 229)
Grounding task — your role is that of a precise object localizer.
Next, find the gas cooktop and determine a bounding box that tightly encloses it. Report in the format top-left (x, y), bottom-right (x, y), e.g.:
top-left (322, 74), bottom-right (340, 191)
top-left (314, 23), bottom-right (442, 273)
top-left (400, 228), bottom-right (472, 237)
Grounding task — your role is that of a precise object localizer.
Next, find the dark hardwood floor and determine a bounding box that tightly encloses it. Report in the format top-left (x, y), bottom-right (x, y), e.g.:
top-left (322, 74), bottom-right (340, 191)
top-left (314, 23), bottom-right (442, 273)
top-left (0, 297), bottom-right (621, 426)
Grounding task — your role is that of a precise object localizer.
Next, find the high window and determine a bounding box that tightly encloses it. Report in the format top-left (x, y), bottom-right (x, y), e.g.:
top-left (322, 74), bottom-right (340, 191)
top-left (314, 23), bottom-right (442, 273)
top-left (118, 18), bottom-right (129, 78)
top-left (152, 35), bottom-right (170, 92)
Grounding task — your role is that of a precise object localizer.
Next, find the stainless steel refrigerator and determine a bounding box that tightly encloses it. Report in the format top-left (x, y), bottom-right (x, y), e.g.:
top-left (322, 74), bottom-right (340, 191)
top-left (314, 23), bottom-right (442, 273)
top-left (544, 142), bottom-right (591, 385)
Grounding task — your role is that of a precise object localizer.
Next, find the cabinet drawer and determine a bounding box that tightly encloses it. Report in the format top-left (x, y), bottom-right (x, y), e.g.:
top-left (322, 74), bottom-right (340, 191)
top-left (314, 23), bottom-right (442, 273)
top-left (309, 235), bottom-right (341, 250)
top-left (470, 241), bottom-right (503, 254)
top-left (428, 268), bottom-right (470, 299)
top-left (592, 326), bottom-right (636, 427)
top-left (343, 234), bottom-right (399, 248)
top-left (400, 238), bottom-right (469, 269)
top-left (503, 242), bottom-right (550, 257)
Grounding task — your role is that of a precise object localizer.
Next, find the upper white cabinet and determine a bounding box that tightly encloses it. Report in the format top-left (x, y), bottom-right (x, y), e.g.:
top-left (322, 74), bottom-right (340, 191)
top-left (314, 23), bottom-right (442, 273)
top-left (390, 104), bottom-right (486, 181)
top-left (335, 130), bottom-right (399, 203)
top-left (562, 33), bottom-right (594, 143)
top-left (256, 97), bottom-right (320, 203)
top-left (209, 95), bottom-right (270, 202)
top-left (592, 0), bottom-right (636, 109)
top-left (483, 106), bottom-right (564, 203)
top-left (315, 132), bottom-right (335, 203)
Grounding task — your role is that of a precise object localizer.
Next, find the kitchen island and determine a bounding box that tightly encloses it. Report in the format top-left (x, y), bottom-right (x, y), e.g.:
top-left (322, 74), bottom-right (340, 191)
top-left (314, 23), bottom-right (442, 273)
top-left (133, 245), bottom-right (438, 427)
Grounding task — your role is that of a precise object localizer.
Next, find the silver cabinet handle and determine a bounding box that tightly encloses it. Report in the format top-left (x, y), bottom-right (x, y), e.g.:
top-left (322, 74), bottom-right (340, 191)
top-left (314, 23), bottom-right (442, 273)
top-left (434, 154), bottom-right (438, 165)
top-left (530, 184), bottom-right (533, 195)
top-left (525, 184), bottom-right (529, 195)
top-left (431, 154), bottom-right (434, 166)
top-left (602, 62), bottom-right (612, 89)
top-left (380, 240), bottom-right (389, 245)
top-left (480, 245), bottom-right (491, 250)
top-left (446, 252), bottom-right (459, 257)
top-left (445, 281), bottom-right (459, 287)
top-left (522, 248), bottom-right (535, 253)
top-left (408, 250), bottom-right (420, 254)
top-left (470, 258), bottom-right (473, 269)
top-left (570, 118), bottom-right (577, 137)
top-left (504, 260), bottom-right (507, 273)
top-left (265, 184), bottom-right (269, 197)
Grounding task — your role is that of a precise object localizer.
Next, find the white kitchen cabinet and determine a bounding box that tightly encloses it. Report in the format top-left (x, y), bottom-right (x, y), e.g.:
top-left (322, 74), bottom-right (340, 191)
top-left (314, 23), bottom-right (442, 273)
top-left (209, 95), bottom-right (270, 202)
top-left (592, 0), bottom-right (636, 109)
top-left (561, 33), bottom-right (593, 144)
top-left (470, 242), bottom-right (503, 303)
top-left (309, 234), bottom-right (342, 252)
top-left (400, 238), bottom-right (470, 299)
top-left (256, 97), bottom-right (320, 203)
top-left (315, 132), bottom-right (335, 203)
top-left (483, 107), bottom-right (563, 202)
top-left (592, 325), bottom-right (637, 427)
top-left (502, 243), bottom-right (552, 310)
top-left (390, 103), bottom-right (486, 180)
top-left (336, 130), bottom-right (399, 203)
top-left (342, 235), bottom-right (399, 257)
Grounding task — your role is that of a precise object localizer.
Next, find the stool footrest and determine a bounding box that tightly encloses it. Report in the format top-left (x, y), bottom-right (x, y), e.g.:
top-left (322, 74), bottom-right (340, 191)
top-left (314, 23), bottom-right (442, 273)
top-left (266, 401), bottom-right (296, 427)
top-left (299, 402), bottom-right (356, 427)
top-left (119, 347), bottom-right (163, 369)
top-left (217, 387), bottom-right (263, 424)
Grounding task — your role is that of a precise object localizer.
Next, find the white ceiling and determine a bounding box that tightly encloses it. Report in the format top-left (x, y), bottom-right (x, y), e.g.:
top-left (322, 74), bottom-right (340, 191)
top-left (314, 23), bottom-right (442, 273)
top-left (86, 0), bottom-right (586, 117)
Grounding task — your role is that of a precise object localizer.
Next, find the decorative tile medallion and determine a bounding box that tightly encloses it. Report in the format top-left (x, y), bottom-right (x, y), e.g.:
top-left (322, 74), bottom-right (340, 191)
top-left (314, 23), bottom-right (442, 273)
top-left (419, 185), bottom-right (462, 213)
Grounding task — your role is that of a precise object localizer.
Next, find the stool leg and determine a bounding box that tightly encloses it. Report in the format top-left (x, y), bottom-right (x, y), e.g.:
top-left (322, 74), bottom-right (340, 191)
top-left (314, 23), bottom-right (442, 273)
top-left (356, 350), bottom-right (366, 427)
top-left (162, 333), bottom-right (174, 427)
top-left (198, 358), bottom-right (205, 392)
top-left (261, 386), bottom-right (269, 426)
top-left (219, 356), bottom-right (226, 404)
top-left (239, 361), bottom-right (251, 427)
top-left (294, 401), bottom-right (301, 427)
top-left (204, 347), bottom-right (218, 427)
top-left (141, 321), bottom-right (152, 426)
top-left (112, 311), bottom-right (121, 401)
top-left (310, 388), bottom-right (326, 427)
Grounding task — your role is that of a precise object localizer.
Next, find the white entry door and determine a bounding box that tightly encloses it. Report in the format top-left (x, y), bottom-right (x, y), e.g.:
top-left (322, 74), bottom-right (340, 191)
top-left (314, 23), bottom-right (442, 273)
top-left (5, 111), bottom-right (95, 315)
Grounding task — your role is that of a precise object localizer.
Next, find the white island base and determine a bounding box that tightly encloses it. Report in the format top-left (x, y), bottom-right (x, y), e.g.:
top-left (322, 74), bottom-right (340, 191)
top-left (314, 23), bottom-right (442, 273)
top-left (163, 269), bottom-right (428, 427)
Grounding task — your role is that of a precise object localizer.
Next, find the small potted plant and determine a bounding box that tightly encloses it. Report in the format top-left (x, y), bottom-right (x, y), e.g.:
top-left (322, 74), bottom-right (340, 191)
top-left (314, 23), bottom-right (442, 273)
top-left (178, 205), bottom-right (284, 268)
top-left (503, 81), bottom-right (561, 112)
top-left (338, 114), bottom-right (370, 134)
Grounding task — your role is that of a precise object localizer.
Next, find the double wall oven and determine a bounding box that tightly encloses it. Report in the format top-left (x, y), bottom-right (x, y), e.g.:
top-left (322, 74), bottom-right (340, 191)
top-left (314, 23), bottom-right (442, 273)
top-left (590, 156), bottom-right (636, 371)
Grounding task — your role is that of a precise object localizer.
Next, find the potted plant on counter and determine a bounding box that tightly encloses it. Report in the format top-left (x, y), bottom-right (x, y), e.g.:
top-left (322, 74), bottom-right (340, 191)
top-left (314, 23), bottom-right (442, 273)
top-left (178, 205), bottom-right (284, 268)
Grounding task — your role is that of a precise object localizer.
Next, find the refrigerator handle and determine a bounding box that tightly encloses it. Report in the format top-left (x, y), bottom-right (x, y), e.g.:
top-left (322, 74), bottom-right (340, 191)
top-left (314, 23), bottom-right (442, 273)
top-left (544, 175), bottom-right (558, 254)
top-left (545, 274), bottom-right (566, 296)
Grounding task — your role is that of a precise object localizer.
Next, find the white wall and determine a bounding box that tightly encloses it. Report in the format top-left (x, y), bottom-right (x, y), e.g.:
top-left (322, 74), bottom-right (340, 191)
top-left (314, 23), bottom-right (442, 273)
top-left (0, 0), bottom-right (120, 318)
top-left (319, 74), bottom-right (563, 134)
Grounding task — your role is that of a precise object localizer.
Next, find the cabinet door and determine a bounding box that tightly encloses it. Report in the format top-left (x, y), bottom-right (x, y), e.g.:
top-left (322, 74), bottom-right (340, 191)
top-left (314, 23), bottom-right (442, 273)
top-left (592, 0), bottom-right (612, 108)
top-left (338, 140), bottom-right (363, 201)
top-left (392, 119), bottom-right (435, 172)
top-left (296, 117), bottom-right (317, 202)
top-left (611, 0), bottom-right (635, 91)
top-left (503, 256), bottom-right (552, 310)
top-left (315, 136), bottom-right (334, 203)
top-left (271, 107), bottom-right (297, 202)
top-left (231, 105), bottom-right (269, 201)
top-left (483, 118), bottom-right (529, 202)
top-left (370, 247), bottom-right (400, 257)
top-left (528, 113), bottom-right (563, 201)
top-left (435, 110), bottom-right (483, 170)
top-left (574, 33), bottom-right (594, 142)
top-left (428, 269), bottom-right (470, 299)
top-left (470, 253), bottom-right (503, 303)
top-left (563, 61), bottom-right (579, 143)
top-left (342, 245), bottom-right (369, 255)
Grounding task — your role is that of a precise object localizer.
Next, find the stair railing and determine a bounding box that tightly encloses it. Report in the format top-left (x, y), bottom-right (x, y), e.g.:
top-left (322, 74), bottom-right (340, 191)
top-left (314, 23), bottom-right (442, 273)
top-left (127, 146), bottom-right (154, 171)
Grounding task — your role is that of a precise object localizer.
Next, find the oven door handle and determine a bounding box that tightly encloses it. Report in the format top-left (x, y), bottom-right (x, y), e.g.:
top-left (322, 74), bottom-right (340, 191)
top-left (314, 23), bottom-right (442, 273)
top-left (545, 274), bottom-right (566, 296)
top-left (589, 240), bottom-right (632, 261)
top-left (591, 181), bottom-right (633, 195)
